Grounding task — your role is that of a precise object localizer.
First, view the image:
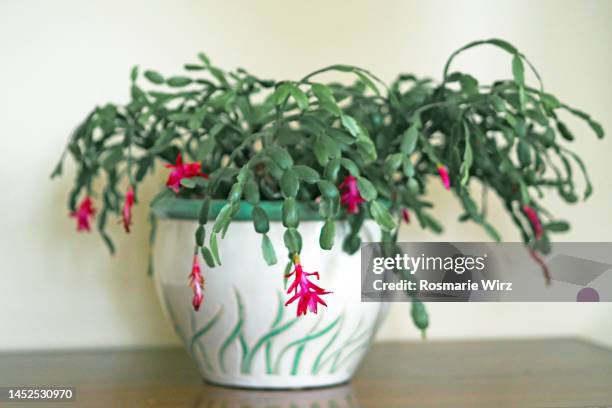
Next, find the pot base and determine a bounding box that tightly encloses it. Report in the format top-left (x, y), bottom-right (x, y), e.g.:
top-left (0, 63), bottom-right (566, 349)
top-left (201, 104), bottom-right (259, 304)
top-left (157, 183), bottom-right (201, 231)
top-left (204, 376), bottom-right (351, 391)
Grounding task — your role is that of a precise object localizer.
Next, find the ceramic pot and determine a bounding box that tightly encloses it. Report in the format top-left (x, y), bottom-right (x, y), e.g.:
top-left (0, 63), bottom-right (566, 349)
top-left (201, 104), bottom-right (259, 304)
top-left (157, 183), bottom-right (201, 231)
top-left (152, 199), bottom-right (389, 389)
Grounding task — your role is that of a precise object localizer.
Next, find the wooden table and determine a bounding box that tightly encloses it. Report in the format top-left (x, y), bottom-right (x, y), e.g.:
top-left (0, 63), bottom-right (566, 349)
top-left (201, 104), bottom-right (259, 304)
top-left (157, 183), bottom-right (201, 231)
top-left (1, 339), bottom-right (611, 407)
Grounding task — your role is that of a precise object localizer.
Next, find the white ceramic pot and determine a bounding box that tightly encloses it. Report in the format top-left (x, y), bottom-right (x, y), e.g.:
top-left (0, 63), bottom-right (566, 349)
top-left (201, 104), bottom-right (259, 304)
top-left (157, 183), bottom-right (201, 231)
top-left (152, 200), bottom-right (389, 389)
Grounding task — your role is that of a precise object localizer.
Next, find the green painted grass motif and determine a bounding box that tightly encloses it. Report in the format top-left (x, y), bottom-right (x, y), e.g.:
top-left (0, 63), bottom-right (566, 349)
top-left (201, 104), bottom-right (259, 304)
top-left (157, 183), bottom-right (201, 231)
top-left (291, 315), bottom-right (325, 375)
top-left (218, 288), bottom-right (245, 373)
top-left (190, 304), bottom-right (223, 371)
top-left (273, 316), bottom-right (342, 375)
top-left (311, 315), bottom-right (345, 374)
top-left (242, 291), bottom-right (300, 374)
top-left (178, 287), bottom-right (378, 376)
top-left (314, 316), bottom-right (373, 374)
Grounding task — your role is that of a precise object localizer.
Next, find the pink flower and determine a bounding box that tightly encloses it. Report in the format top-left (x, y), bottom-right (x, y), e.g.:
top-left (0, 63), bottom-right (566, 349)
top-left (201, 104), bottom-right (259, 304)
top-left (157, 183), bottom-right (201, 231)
top-left (165, 153), bottom-right (208, 193)
top-left (339, 175), bottom-right (365, 214)
top-left (523, 205), bottom-right (543, 239)
top-left (122, 186), bottom-right (135, 233)
top-left (285, 255), bottom-right (331, 316)
top-left (188, 254), bottom-right (205, 311)
top-left (401, 208), bottom-right (410, 223)
top-left (70, 196), bottom-right (96, 232)
top-left (437, 164), bottom-right (450, 190)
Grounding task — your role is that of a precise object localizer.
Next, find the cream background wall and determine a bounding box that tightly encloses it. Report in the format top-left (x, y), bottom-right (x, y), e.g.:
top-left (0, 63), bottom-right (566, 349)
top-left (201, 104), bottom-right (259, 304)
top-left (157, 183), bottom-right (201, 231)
top-left (0, 0), bottom-right (610, 350)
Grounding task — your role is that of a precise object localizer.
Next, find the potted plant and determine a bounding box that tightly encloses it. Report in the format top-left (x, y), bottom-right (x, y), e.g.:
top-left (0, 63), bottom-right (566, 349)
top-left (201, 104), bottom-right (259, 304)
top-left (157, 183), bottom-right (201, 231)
top-left (52, 38), bottom-right (603, 388)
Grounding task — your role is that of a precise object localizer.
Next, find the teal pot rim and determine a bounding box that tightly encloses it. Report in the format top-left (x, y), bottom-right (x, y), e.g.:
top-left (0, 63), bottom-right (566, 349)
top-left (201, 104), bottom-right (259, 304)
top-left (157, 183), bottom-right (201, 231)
top-left (151, 197), bottom-right (329, 222)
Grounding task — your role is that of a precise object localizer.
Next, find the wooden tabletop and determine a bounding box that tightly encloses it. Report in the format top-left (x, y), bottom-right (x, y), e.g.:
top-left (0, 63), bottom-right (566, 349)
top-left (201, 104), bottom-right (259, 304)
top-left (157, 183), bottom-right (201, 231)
top-left (1, 339), bottom-right (611, 407)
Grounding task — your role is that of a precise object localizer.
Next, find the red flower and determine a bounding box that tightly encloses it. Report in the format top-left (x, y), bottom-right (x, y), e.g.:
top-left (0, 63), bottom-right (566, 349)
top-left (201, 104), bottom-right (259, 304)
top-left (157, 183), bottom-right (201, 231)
top-left (285, 255), bottom-right (331, 316)
top-left (339, 175), bottom-right (365, 214)
top-left (188, 254), bottom-right (205, 311)
top-left (523, 205), bottom-right (543, 239)
top-left (122, 186), bottom-right (135, 233)
top-left (437, 164), bottom-right (450, 190)
top-left (165, 153), bottom-right (208, 193)
top-left (70, 196), bottom-right (96, 232)
top-left (401, 208), bottom-right (410, 223)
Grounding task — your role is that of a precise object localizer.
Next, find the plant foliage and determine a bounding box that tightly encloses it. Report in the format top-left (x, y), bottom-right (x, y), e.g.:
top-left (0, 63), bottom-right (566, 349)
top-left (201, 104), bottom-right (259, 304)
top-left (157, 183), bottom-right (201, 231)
top-left (53, 39), bottom-right (604, 322)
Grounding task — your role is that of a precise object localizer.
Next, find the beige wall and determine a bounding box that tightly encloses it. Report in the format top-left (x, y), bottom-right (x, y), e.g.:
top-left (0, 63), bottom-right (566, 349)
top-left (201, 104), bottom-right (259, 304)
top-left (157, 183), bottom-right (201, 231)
top-left (1, 0), bottom-right (610, 350)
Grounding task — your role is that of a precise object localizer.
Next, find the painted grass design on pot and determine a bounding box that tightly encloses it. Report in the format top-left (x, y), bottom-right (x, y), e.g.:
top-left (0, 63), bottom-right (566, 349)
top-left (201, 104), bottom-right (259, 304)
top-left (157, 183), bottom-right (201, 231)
top-left (189, 304), bottom-right (223, 371)
top-left (327, 302), bottom-right (391, 374)
top-left (291, 315), bottom-right (325, 375)
top-left (167, 300), bottom-right (213, 375)
top-left (166, 300), bottom-right (188, 344)
top-left (242, 291), bottom-right (300, 374)
top-left (218, 288), bottom-right (247, 373)
top-left (171, 287), bottom-right (376, 376)
top-left (272, 316), bottom-right (343, 375)
top-left (331, 326), bottom-right (377, 374)
top-left (311, 315), bottom-right (346, 374)
top-left (312, 316), bottom-right (375, 374)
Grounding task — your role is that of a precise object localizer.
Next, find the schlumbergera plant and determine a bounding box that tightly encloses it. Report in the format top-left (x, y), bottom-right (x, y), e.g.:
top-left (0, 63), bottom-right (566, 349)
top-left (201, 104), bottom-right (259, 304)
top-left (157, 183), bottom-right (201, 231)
top-left (53, 39), bottom-right (604, 328)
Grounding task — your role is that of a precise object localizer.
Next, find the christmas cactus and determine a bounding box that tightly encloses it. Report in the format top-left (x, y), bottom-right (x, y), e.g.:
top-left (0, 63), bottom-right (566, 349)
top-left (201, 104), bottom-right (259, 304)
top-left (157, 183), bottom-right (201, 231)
top-left (52, 39), bottom-right (604, 325)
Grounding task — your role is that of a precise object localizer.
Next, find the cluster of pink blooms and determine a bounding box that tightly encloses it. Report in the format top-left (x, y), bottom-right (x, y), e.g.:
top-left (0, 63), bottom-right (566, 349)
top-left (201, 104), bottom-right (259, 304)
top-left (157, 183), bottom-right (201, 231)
top-left (436, 164), bottom-right (451, 190)
top-left (163, 154), bottom-right (209, 311)
top-left (70, 196), bottom-right (96, 231)
top-left (72, 189), bottom-right (135, 234)
top-left (189, 254), bottom-right (205, 311)
top-left (339, 175), bottom-right (365, 214)
top-left (165, 153), bottom-right (208, 193)
top-left (522, 205), bottom-right (543, 239)
top-left (70, 154), bottom-right (207, 232)
top-left (285, 255), bottom-right (331, 316)
top-left (122, 186), bottom-right (135, 233)
top-left (401, 208), bottom-right (410, 223)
